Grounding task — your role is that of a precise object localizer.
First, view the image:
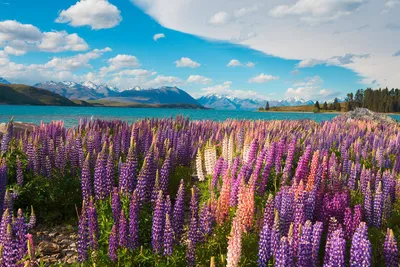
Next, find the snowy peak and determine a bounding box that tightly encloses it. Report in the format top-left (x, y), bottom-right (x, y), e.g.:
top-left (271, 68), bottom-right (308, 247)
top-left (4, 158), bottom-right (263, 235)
top-left (0, 77), bottom-right (11, 84)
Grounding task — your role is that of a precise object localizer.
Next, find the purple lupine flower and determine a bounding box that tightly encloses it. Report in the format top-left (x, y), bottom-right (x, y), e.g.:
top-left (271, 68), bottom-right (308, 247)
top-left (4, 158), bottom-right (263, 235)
top-left (152, 191), bottom-right (164, 254)
top-left (258, 222), bottom-right (271, 267)
top-left (263, 194), bottom-right (274, 228)
top-left (163, 213), bottom-right (174, 256)
top-left (364, 183), bottom-right (372, 226)
top-left (173, 180), bottom-right (185, 242)
top-left (275, 237), bottom-right (293, 267)
top-left (297, 220), bottom-right (313, 267)
top-left (344, 207), bottom-right (353, 239)
top-left (87, 200), bottom-right (99, 251)
top-left (27, 206), bottom-right (36, 229)
top-left (275, 139), bottom-right (285, 175)
top-left (352, 205), bottom-right (362, 234)
top-left (77, 204), bottom-right (89, 262)
top-left (373, 182), bottom-right (383, 228)
top-left (111, 187), bottom-right (121, 224)
top-left (16, 156), bottom-right (23, 186)
top-left (0, 120), bottom-right (12, 153)
top-left (2, 190), bottom-right (13, 214)
top-left (326, 229), bottom-right (346, 267)
top-left (350, 222), bottom-right (371, 267)
top-left (186, 240), bottom-right (196, 267)
top-left (94, 153), bottom-right (106, 200)
top-left (188, 186), bottom-right (199, 246)
top-left (136, 151), bottom-right (155, 205)
top-left (384, 229), bottom-right (399, 267)
top-left (105, 151), bottom-right (114, 197)
top-left (108, 224), bottom-right (118, 262)
top-left (81, 154), bottom-right (92, 201)
top-left (160, 152), bottom-right (172, 193)
top-left (258, 143), bottom-right (275, 196)
top-left (0, 158), bottom-right (7, 213)
top-left (14, 209), bottom-right (28, 259)
top-left (271, 211), bottom-right (280, 258)
top-left (2, 224), bottom-right (16, 267)
top-left (118, 209), bottom-right (128, 248)
top-left (212, 157), bottom-right (224, 188)
top-left (311, 221), bottom-right (323, 267)
top-left (199, 201), bottom-right (213, 240)
top-left (129, 190), bottom-right (139, 250)
top-left (282, 138), bottom-right (296, 183)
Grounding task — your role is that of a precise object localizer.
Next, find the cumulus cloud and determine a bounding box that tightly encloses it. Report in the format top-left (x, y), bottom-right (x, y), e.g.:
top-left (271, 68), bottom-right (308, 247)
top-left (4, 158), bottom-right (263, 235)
top-left (269, 0), bottom-right (366, 24)
top-left (112, 69), bottom-right (156, 77)
top-left (153, 33), bottom-right (165, 41)
top-left (227, 59), bottom-right (255, 67)
top-left (174, 57), bottom-right (200, 68)
top-left (385, 0), bottom-right (400, 8)
top-left (248, 73), bottom-right (279, 84)
top-left (145, 75), bottom-right (183, 88)
top-left (209, 12), bottom-right (230, 25)
top-left (56, 0), bottom-right (122, 30)
top-left (227, 59), bottom-right (242, 67)
top-left (285, 76), bottom-right (340, 100)
top-left (187, 75), bottom-right (212, 84)
top-left (100, 54), bottom-right (140, 74)
top-left (0, 20), bottom-right (88, 55)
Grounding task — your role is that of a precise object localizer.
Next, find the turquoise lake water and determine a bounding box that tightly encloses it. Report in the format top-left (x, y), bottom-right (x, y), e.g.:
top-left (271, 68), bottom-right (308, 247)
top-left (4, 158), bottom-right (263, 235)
top-left (0, 105), bottom-right (399, 127)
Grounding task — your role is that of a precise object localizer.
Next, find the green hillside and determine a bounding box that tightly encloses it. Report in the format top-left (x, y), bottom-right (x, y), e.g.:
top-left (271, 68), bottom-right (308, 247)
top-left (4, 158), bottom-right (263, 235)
top-left (0, 83), bottom-right (77, 106)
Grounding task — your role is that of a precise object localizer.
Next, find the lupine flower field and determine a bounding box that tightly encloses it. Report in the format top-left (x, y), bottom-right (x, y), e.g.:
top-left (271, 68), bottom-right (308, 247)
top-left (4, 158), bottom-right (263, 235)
top-left (0, 116), bottom-right (399, 266)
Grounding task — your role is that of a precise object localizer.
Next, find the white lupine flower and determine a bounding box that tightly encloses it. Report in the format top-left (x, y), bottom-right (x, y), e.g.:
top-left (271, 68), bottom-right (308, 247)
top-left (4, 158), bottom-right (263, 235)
top-left (205, 143), bottom-right (217, 175)
top-left (222, 133), bottom-right (228, 160)
top-left (196, 148), bottom-right (205, 181)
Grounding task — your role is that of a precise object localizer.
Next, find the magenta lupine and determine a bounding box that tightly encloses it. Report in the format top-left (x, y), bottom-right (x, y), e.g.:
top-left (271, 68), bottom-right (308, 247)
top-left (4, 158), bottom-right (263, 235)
top-left (129, 190), bottom-right (139, 250)
top-left (163, 213), bottom-right (174, 256)
top-left (108, 224), bottom-right (118, 262)
top-left (384, 229), bottom-right (399, 267)
top-left (152, 191), bottom-right (164, 254)
top-left (16, 156), bottom-right (23, 186)
top-left (118, 209), bottom-right (128, 248)
top-left (257, 222), bottom-right (271, 267)
top-left (212, 157), bottom-right (224, 188)
top-left (173, 180), bottom-right (185, 242)
top-left (275, 237), bottom-right (293, 267)
top-left (81, 154), bottom-right (92, 201)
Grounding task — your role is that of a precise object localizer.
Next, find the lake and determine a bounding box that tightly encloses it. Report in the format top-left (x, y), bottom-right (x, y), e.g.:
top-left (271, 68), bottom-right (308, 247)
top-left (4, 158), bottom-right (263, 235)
top-left (0, 105), bottom-right (399, 127)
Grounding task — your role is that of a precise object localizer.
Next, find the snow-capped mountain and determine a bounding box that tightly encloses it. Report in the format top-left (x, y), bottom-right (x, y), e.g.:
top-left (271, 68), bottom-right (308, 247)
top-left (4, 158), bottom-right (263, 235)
top-left (197, 94), bottom-right (317, 110)
top-left (34, 81), bottom-right (119, 100)
top-left (0, 77), bottom-right (10, 84)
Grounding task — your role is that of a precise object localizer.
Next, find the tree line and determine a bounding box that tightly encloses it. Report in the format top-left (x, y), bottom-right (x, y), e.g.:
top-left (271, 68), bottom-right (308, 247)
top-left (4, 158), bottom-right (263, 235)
top-left (344, 88), bottom-right (400, 113)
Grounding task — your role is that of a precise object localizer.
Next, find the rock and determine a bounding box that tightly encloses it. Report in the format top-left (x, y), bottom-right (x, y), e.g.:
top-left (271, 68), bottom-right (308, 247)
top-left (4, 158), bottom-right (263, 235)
top-left (341, 108), bottom-right (396, 123)
top-left (0, 121), bottom-right (38, 135)
top-left (37, 241), bottom-right (61, 255)
top-left (60, 249), bottom-right (76, 257)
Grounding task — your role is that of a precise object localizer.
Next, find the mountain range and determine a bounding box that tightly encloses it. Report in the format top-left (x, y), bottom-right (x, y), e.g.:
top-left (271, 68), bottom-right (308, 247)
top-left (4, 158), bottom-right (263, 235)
top-left (197, 94), bottom-right (316, 111)
top-left (0, 77), bottom-right (10, 84)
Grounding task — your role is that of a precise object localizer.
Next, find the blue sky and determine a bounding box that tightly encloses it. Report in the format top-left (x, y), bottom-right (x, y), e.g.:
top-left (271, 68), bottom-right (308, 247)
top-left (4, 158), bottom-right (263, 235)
top-left (1, 0), bottom-right (399, 101)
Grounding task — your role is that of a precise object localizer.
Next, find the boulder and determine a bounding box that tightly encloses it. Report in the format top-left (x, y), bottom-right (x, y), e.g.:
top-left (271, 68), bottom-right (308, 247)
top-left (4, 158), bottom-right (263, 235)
top-left (341, 108), bottom-right (396, 123)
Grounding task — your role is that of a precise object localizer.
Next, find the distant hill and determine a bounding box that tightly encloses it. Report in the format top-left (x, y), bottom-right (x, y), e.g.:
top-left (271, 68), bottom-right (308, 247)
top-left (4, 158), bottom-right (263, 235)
top-left (37, 81), bottom-right (203, 108)
top-left (197, 94), bottom-right (316, 111)
top-left (0, 77), bottom-right (10, 84)
top-left (0, 84), bottom-right (77, 106)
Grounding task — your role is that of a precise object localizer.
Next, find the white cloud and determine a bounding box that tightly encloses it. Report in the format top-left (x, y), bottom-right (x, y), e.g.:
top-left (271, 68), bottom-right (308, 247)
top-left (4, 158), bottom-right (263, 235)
top-left (145, 75), bottom-right (183, 88)
top-left (200, 81), bottom-right (269, 99)
top-left (298, 54), bottom-right (370, 68)
top-left (131, 0), bottom-right (400, 87)
top-left (209, 12), bottom-right (230, 25)
top-left (248, 73), bottom-right (279, 83)
top-left (245, 62), bottom-right (255, 67)
top-left (227, 59), bottom-right (255, 67)
top-left (153, 33), bottom-right (165, 41)
top-left (187, 75), bottom-right (212, 84)
top-left (385, 0), bottom-right (400, 8)
top-left (37, 31), bottom-right (88, 52)
top-left (234, 5), bottom-right (261, 18)
top-left (285, 76), bottom-right (340, 100)
top-left (56, 0), bottom-right (122, 30)
top-left (269, 0), bottom-right (366, 24)
top-left (0, 20), bottom-right (88, 55)
top-left (113, 69), bottom-right (156, 77)
top-left (100, 54), bottom-right (140, 74)
top-left (227, 59), bottom-right (242, 67)
top-left (174, 57), bottom-right (200, 68)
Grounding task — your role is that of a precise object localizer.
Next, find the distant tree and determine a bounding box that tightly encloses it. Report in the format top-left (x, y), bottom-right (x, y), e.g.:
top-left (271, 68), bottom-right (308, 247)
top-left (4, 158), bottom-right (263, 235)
top-left (265, 101), bottom-right (270, 111)
top-left (323, 101), bottom-right (328, 110)
top-left (333, 98), bottom-right (341, 111)
top-left (314, 101), bottom-right (320, 110)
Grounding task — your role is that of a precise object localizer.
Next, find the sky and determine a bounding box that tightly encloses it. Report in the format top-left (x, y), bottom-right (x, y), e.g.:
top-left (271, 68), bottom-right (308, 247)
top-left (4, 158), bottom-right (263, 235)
top-left (0, 0), bottom-right (399, 101)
